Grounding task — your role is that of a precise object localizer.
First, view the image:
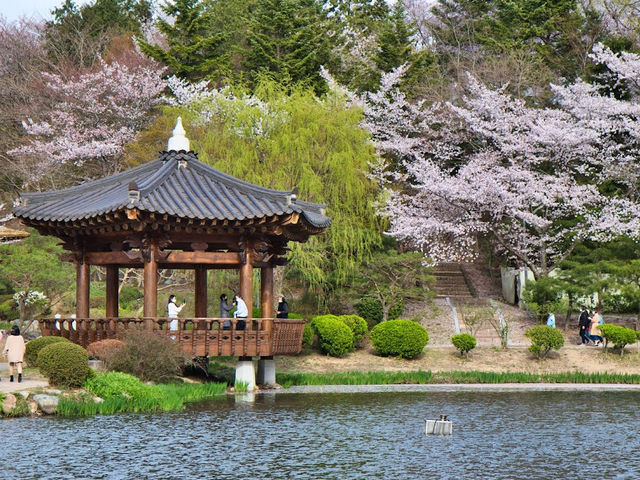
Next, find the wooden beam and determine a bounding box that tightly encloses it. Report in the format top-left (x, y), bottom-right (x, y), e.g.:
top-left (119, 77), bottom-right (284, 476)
top-left (76, 261), bottom-right (90, 318)
top-left (85, 251), bottom-right (143, 264)
top-left (260, 266), bottom-right (274, 319)
top-left (160, 251), bottom-right (242, 266)
top-left (105, 266), bottom-right (119, 317)
top-left (194, 266), bottom-right (207, 317)
top-left (143, 242), bottom-right (158, 318)
top-left (240, 248), bottom-right (253, 315)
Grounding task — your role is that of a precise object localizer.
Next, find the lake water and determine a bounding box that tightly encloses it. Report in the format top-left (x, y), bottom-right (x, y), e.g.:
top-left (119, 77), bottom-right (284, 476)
top-left (3, 389), bottom-right (640, 480)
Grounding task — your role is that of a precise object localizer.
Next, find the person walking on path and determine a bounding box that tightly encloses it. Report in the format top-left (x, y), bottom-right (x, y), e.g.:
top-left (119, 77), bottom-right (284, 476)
top-left (578, 306), bottom-right (591, 345)
top-left (220, 293), bottom-right (232, 330)
top-left (3, 325), bottom-right (25, 382)
top-left (233, 294), bottom-right (248, 330)
top-left (167, 294), bottom-right (186, 331)
top-left (276, 295), bottom-right (289, 318)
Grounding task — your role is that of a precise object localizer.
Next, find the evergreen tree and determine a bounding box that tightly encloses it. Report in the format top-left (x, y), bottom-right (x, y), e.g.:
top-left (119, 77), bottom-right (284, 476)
top-left (138, 0), bottom-right (231, 82)
top-left (244, 0), bottom-right (330, 93)
top-left (46, 0), bottom-right (152, 66)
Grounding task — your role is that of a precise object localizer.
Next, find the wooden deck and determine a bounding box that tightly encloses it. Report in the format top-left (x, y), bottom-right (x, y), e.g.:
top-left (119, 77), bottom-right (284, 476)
top-left (39, 317), bottom-right (305, 357)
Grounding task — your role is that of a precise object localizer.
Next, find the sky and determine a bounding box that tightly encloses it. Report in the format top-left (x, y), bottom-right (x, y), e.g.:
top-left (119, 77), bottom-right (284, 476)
top-left (1, 0), bottom-right (90, 22)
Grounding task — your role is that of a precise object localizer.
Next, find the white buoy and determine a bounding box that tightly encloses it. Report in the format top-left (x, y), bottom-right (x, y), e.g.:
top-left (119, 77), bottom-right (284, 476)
top-left (426, 415), bottom-right (453, 435)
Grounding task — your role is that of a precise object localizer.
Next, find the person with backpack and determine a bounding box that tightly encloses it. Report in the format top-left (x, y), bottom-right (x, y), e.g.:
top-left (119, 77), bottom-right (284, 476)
top-left (578, 306), bottom-right (591, 345)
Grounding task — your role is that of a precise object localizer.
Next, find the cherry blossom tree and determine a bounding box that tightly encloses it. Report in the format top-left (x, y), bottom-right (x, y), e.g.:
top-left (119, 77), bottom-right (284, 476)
top-left (9, 52), bottom-right (167, 189)
top-left (351, 44), bottom-right (640, 278)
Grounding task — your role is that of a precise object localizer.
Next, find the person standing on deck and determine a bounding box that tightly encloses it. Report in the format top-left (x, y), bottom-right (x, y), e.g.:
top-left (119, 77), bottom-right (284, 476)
top-left (233, 294), bottom-right (248, 330)
top-left (167, 294), bottom-right (186, 331)
top-left (220, 293), bottom-right (232, 330)
top-left (276, 295), bottom-right (289, 319)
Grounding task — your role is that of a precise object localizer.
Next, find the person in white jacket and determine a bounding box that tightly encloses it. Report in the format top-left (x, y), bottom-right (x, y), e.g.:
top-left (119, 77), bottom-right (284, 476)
top-left (167, 295), bottom-right (186, 331)
top-left (3, 325), bottom-right (25, 382)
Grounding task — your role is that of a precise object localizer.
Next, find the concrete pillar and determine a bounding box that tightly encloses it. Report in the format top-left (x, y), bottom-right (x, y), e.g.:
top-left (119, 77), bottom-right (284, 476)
top-left (235, 357), bottom-right (256, 391)
top-left (257, 356), bottom-right (276, 386)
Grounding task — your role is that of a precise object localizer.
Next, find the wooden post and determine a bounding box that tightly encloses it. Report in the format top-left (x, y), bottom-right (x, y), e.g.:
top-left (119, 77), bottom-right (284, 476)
top-left (76, 260), bottom-right (90, 318)
top-left (143, 241), bottom-right (158, 320)
top-left (260, 266), bottom-right (273, 319)
top-left (195, 266), bottom-right (208, 317)
top-left (240, 249), bottom-right (253, 317)
top-left (105, 265), bottom-right (119, 318)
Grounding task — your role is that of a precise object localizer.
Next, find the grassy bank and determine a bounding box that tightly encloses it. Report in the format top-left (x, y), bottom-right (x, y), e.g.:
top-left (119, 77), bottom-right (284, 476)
top-left (57, 373), bottom-right (227, 417)
top-left (277, 370), bottom-right (640, 387)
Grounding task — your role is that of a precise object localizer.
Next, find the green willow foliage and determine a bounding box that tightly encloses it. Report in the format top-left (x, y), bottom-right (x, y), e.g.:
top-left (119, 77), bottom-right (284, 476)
top-left (127, 82), bottom-right (384, 295)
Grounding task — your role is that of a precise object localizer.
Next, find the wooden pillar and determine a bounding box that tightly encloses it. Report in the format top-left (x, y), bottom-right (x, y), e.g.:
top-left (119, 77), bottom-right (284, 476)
top-left (195, 266), bottom-right (208, 317)
top-left (76, 260), bottom-right (90, 318)
top-left (143, 241), bottom-right (158, 319)
top-left (260, 266), bottom-right (274, 318)
top-left (240, 249), bottom-right (253, 316)
top-left (105, 265), bottom-right (119, 318)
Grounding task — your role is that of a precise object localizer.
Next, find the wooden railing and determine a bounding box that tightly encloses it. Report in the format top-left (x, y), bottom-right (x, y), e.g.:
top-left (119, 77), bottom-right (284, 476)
top-left (39, 317), bottom-right (305, 357)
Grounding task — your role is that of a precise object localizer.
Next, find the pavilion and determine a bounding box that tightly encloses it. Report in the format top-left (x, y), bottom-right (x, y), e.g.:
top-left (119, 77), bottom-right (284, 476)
top-left (13, 118), bottom-right (330, 388)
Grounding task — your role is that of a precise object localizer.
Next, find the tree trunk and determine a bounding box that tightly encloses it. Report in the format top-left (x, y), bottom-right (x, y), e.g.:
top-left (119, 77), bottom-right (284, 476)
top-left (564, 293), bottom-right (573, 330)
top-left (381, 298), bottom-right (390, 322)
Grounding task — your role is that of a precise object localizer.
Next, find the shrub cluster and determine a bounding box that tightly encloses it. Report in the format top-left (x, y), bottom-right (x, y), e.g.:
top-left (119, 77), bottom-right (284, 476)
top-left (38, 342), bottom-right (89, 387)
top-left (451, 333), bottom-right (477, 357)
top-left (102, 330), bottom-right (185, 383)
top-left (599, 324), bottom-right (638, 356)
top-left (302, 322), bottom-right (315, 347)
top-left (85, 371), bottom-right (156, 400)
top-left (337, 315), bottom-right (368, 346)
top-left (312, 315), bottom-right (354, 357)
top-left (86, 339), bottom-right (125, 360)
top-left (525, 325), bottom-right (564, 359)
top-left (354, 297), bottom-right (403, 328)
top-left (370, 320), bottom-right (429, 359)
top-left (119, 286), bottom-right (142, 311)
top-left (25, 336), bottom-right (70, 367)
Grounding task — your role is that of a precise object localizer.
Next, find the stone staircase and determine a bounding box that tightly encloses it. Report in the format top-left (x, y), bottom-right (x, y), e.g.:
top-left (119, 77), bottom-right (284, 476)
top-left (433, 263), bottom-right (474, 299)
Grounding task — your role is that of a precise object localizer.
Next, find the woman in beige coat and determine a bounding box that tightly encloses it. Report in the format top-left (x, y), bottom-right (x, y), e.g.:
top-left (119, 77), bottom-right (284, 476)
top-left (3, 325), bottom-right (25, 382)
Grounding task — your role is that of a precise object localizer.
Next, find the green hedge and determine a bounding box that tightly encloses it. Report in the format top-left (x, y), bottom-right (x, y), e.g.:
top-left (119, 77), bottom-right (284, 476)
top-left (451, 333), bottom-right (476, 356)
top-left (525, 325), bottom-right (564, 359)
top-left (370, 320), bottom-right (429, 359)
top-left (25, 336), bottom-right (70, 367)
top-left (38, 342), bottom-right (89, 388)
top-left (599, 324), bottom-right (638, 356)
top-left (338, 315), bottom-right (368, 346)
top-left (354, 297), bottom-right (404, 328)
top-left (302, 322), bottom-right (315, 347)
top-left (312, 315), bottom-right (354, 357)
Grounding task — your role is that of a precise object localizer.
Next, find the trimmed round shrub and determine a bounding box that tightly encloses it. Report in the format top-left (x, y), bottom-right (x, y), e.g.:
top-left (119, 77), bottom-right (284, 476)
top-left (302, 322), bottom-right (315, 347)
top-left (25, 336), bottom-right (70, 367)
top-left (354, 297), bottom-right (404, 329)
top-left (525, 325), bottom-right (564, 359)
top-left (370, 320), bottom-right (429, 359)
top-left (313, 316), bottom-right (354, 357)
top-left (86, 339), bottom-right (125, 360)
top-left (38, 342), bottom-right (89, 387)
top-left (599, 324), bottom-right (638, 356)
top-left (338, 315), bottom-right (368, 347)
top-left (451, 333), bottom-right (476, 357)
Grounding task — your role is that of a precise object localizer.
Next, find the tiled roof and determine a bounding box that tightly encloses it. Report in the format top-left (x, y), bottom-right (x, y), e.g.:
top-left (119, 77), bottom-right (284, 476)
top-left (14, 151), bottom-right (330, 229)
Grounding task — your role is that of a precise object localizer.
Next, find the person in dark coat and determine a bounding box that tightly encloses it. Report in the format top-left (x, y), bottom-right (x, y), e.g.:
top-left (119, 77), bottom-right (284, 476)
top-left (578, 305), bottom-right (591, 345)
top-left (276, 295), bottom-right (289, 319)
top-left (220, 293), bottom-right (232, 330)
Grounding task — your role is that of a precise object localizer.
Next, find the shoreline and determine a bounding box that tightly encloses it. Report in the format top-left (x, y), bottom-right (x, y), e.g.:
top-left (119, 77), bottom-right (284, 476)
top-left (273, 383), bottom-right (640, 394)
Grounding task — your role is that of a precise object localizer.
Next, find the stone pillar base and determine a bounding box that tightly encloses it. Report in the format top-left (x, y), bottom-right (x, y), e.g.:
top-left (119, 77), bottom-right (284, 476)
top-left (235, 360), bottom-right (256, 391)
top-left (257, 357), bottom-right (276, 386)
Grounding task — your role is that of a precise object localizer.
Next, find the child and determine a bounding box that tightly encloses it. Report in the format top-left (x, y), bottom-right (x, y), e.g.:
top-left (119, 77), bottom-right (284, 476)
top-left (3, 325), bottom-right (25, 382)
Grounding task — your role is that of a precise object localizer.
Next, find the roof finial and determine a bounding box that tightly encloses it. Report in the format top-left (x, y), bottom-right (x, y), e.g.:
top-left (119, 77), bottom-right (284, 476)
top-left (167, 117), bottom-right (190, 151)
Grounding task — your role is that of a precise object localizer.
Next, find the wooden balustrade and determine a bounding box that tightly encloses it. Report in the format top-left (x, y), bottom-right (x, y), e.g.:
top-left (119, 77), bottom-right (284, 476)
top-left (39, 317), bottom-right (305, 357)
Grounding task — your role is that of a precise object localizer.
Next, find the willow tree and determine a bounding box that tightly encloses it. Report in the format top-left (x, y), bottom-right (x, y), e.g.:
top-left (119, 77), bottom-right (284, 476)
top-left (126, 79), bottom-right (384, 300)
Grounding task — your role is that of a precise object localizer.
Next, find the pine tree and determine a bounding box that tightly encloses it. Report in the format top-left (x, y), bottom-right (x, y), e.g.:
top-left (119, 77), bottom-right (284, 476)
top-left (137, 0), bottom-right (231, 82)
top-left (244, 0), bottom-right (330, 93)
